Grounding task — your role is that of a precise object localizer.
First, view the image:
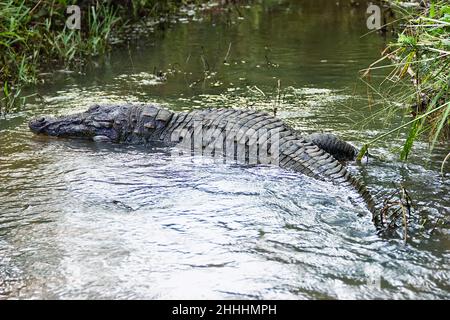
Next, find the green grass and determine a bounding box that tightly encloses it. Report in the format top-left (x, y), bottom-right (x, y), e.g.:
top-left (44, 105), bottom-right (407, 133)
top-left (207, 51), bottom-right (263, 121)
top-left (361, 0), bottom-right (449, 161)
top-left (0, 0), bottom-right (192, 114)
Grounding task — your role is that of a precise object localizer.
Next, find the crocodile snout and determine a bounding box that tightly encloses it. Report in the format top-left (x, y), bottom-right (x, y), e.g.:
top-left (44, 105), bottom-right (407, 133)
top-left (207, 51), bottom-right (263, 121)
top-left (29, 116), bottom-right (50, 134)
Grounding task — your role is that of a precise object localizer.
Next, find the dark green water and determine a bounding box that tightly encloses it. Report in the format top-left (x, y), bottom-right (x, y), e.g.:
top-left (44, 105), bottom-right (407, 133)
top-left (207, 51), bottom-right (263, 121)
top-left (0, 0), bottom-right (449, 299)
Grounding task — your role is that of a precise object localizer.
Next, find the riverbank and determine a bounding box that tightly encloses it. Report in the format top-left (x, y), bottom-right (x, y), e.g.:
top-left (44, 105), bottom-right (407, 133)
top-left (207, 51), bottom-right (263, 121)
top-left (362, 0), bottom-right (449, 161)
top-left (0, 0), bottom-right (207, 114)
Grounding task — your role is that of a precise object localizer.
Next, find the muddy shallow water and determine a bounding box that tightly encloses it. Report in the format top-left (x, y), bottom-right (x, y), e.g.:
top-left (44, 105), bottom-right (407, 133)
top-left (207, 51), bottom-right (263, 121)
top-left (0, 0), bottom-right (449, 299)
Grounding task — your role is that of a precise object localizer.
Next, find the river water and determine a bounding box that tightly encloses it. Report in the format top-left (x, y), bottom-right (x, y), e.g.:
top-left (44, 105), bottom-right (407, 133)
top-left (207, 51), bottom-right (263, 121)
top-left (0, 0), bottom-right (449, 299)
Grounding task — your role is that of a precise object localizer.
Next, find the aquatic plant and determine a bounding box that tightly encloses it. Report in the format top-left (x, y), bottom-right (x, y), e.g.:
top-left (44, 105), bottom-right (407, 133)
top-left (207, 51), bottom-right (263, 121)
top-left (360, 0), bottom-right (449, 161)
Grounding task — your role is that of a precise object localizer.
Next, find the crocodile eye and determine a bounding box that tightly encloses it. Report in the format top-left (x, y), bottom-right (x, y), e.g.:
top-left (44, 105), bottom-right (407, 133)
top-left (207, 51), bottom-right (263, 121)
top-left (38, 117), bottom-right (45, 123)
top-left (88, 105), bottom-right (100, 112)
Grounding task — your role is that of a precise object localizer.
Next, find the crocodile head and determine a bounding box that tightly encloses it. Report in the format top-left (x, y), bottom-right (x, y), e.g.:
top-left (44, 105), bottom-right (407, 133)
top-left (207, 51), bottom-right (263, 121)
top-left (29, 105), bottom-right (122, 142)
top-left (29, 104), bottom-right (174, 143)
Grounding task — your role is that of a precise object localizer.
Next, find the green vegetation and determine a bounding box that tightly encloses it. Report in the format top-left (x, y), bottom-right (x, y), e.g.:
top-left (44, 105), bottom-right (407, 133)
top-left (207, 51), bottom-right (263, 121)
top-left (360, 0), bottom-right (449, 161)
top-left (0, 0), bottom-right (192, 114)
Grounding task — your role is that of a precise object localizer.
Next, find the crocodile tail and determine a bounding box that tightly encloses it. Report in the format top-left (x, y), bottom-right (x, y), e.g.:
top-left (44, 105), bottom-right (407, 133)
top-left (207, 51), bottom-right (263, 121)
top-left (348, 175), bottom-right (382, 228)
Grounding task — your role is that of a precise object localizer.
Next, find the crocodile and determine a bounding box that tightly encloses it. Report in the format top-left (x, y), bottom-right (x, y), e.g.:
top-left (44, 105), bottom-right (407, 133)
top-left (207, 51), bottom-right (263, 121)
top-left (29, 104), bottom-right (380, 224)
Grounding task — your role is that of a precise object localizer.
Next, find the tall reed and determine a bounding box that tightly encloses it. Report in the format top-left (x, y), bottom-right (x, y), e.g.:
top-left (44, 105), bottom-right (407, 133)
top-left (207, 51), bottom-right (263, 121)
top-left (360, 0), bottom-right (449, 161)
